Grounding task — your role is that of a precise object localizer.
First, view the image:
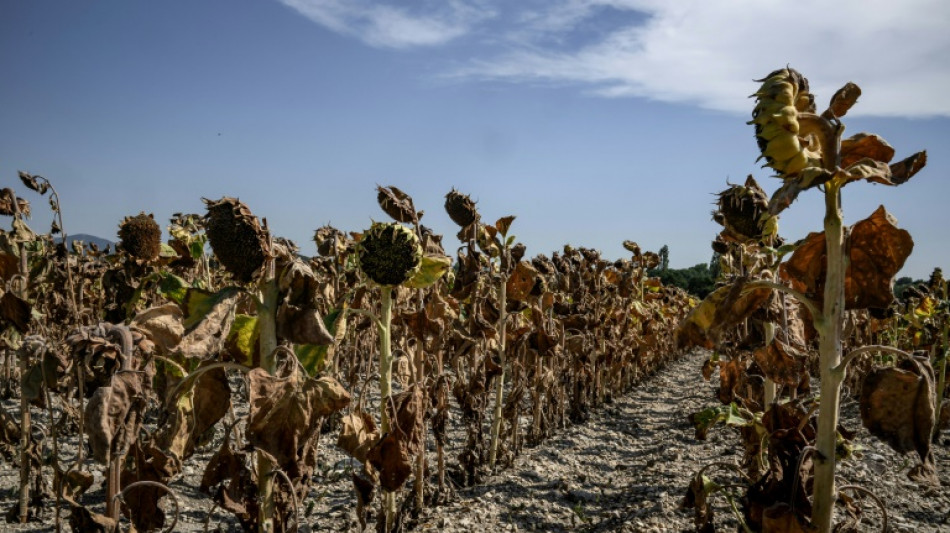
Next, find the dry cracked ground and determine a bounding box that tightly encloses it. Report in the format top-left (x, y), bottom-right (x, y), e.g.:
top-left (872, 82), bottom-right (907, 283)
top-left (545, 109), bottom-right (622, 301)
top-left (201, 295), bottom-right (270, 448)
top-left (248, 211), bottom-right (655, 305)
top-left (2, 349), bottom-right (948, 532)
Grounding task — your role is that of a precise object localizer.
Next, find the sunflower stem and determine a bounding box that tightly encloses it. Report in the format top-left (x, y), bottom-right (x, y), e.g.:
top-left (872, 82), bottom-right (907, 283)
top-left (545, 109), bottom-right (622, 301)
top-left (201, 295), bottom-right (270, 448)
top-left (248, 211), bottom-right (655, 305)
top-left (488, 270), bottom-right (508, 469)
top-left (378, 287), bottom-right (397, 530)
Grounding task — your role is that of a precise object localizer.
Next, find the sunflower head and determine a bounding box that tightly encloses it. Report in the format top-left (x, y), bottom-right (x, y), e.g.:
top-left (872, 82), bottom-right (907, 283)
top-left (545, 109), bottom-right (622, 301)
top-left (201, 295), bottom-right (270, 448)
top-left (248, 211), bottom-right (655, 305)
top-left (357, 222), bottom-right (422, 286)
top-left (203, 197), bottom-right (269, 283)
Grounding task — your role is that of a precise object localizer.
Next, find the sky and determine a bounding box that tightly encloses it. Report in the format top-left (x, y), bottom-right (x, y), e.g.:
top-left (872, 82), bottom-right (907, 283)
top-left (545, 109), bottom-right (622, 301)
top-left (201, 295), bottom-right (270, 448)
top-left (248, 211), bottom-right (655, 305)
top-left (1, 0), bottom-right (948, 279)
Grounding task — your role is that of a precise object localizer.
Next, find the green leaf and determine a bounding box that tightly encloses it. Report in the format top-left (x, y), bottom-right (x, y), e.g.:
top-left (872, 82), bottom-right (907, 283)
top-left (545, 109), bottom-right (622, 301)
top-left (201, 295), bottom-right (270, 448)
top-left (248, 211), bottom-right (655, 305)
top-left (159, 243), bottom-right (178, 258)
top-left (189, 238), bottom-right (206, 260)
top-left (156, 272), bottom-right (191, 305)
top-left (296, 344), bottom-right (329, 376)
top-left (182, 287), bottom-right (242, 330)
top-left (688, 402), bottom-right (751, 439)
top-left (405, 255), bottom-right (452, 289)
top-left (296, 308), bottom-right (345, 376)
top-left (225, 314), bottom-right (259, 367)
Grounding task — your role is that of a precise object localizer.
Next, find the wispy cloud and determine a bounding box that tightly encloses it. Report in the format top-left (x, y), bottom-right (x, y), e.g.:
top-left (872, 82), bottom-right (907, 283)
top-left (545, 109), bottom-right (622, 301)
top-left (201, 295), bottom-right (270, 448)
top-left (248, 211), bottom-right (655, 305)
top-left (280, 0), bottom-right (950, 117)
top-left (277, 0), bottom-right (494, 48)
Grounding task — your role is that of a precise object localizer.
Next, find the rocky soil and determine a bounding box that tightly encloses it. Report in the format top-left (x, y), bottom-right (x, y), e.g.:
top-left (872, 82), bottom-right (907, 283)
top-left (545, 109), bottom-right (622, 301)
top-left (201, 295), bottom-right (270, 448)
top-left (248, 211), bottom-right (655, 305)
top-left (2, 349), bottom-right (948, 532)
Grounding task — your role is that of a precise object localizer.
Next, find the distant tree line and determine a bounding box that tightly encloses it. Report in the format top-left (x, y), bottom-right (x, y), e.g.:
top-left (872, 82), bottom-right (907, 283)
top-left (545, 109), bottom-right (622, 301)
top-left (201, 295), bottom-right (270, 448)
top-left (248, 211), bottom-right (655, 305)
top-left (647, 245), bottom-right (718, 298)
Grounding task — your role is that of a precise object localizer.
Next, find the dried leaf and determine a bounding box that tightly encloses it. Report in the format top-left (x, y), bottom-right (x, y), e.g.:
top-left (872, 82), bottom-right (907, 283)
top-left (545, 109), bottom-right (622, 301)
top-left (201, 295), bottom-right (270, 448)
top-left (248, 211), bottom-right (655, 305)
top-left (506, 261), bottom-right (538, 302)
top-left (844, 158), bottom-right (893, 185)
top-left (277, 303), bottom-right (333, 346)
top-left (675, 278), bottom-right (772, 349)
top-left (84, 372), bottom-right (145, 464)
top-left (246, 369), bottom-right (350, 481)
top-left (681, 474), bottom-right (716, 533)
top-left (366, 386), bottom-right (425, 492)
top-left (762, 503), bottom-right (817, 533)
top-left (131, 303), bottom-right (184, 354)
top-left (337, 410), bottom-right (379, 463)
top-left (840, 133), bottom-right (895, 168)
top-left (889, 151), bottom-right (927, 185)
top-left (0, 291), bottom-right (32, 333)
top-left (753, 339), bottom-right (806, 387)
top-left (178, 288), bottom-right (241, 359)
top-left (826, 82), bottom-right (861, 119)
top-left (860, 357), bottom-right (936, 477)
top-left (376, 185), bottom-right (418, 223)
top-left (121, 442), bottom-right (179, 531)
top-left (67, 500), bottom-right (117, 533)
top-left (157, 366), bottom-right (230, 462)
top-left (200, 438), bottom-right (258, 531)
top-left (781, 206), bottom-right (913, 310)
top-left (495, 215), bottom-right (516, 237)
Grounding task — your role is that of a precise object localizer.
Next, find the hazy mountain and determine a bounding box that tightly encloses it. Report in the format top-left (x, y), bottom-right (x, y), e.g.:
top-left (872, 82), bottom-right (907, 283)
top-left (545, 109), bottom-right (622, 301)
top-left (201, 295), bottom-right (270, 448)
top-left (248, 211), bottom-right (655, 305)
top-left (57, 233), bottom-right (114, 252)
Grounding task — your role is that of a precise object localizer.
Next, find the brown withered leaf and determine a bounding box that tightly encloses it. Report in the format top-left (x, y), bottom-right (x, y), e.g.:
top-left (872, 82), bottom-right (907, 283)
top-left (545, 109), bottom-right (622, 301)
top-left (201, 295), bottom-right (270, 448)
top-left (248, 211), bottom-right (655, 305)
top-left (200, 438), bottom-right (258, 532)
top-left (781, 206), bottom-right (913, 310)
top-left (84, 372), bottom-right (145, 464)
top-left (246, 369), bottom-right (350, 481)
top-left (67, 500), bottom-right (117, 533)
top-left (506, 261), bottom-right (538, 302)
top-left (844, 158), bottom-right (893, 185)
top-left (366, 386), bottom-right (425, 492)
top-left (131, 303), bottom-right (183, 354)
top-left (718, 358), bottom-right (745, 404)
top-left (276, 303), bottom-right (333, 345)
top-left (0, 291), bottom-right (32, 333)
top-left (681, 474), bottom-right (716, 533)
top-left (762, 503), bottom-right (817, 533)
top-left (397, 306), bottom-right (442, 340)
top-left (840, 133), bottom-right (895, 168)
top-left (889, 151), bottom-right (927, 185)
top-left (121, 442), bottom-right (179, 531)
top-left (675, 278), bottom-right (772, 349)
top-left (157, 366), bottom-right (230, 462)
top-left (860, 357), bottom-right (936, 481)
top-left (337, 410), bottom-right (379, 463)
top-left (847, 206), bottom-right (914, 309)
top-left (495, 215), bottom-right (516, 237)
top-left (825, 82), bottom-right (861, 119)
top-left (54, 469), bottom-right (94, 502)
top-left (753, 339), bottom-right (806, 387)
top-left (377, 185), bottom-right (418, 223)
top-left (178, 288), bottom-right (241, 359)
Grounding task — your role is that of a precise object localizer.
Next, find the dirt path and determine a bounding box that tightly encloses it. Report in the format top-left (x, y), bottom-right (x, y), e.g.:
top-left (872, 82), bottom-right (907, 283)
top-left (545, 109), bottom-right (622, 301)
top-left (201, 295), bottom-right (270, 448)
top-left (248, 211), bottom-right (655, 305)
top-left (3, 349), bottom-right (948, 532)
top-left (407, 350), bottom-right (950, 533)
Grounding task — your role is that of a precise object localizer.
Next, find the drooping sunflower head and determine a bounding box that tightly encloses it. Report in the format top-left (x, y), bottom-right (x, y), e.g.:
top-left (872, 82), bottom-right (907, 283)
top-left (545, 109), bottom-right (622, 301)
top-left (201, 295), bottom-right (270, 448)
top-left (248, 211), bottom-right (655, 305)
top-left (749, 67), bottom-right (821, 176)
top-left (313, 225), bottom-right (346, 257)
top-left (444, 188), bottom-right (479, 227)
top-left (713, 176), bottom-right (769, 242)
top-left (357, 222), bottom-right (422, 286)
top-left (117, 212), bottom-right (161, 260)
top-left (203, 197), bottom-right (269, 283)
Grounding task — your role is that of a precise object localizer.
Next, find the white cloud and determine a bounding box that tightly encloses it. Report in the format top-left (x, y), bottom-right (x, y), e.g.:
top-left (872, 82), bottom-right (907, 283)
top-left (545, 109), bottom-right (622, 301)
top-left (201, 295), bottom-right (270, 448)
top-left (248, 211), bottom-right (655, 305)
top-left (278, 0), bottom-right (495, 48)
top-left (457, 0), bottom-right (950, 117)
top-left (280, 0), bottom-right (950, 117)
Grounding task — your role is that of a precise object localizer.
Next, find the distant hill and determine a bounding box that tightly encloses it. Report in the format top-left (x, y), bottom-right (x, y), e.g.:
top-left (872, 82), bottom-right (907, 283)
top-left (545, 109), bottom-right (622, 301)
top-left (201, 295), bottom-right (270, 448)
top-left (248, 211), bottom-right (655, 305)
top-left (57, 233), bottom-right (115, 252)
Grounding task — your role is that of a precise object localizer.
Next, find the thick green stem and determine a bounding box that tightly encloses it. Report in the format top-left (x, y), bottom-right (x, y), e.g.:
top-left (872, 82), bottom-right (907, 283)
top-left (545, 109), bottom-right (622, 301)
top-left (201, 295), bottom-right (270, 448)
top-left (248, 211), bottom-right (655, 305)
top-left (378, 287), bottom-right (396, 530)
top-left (488, 274), bottom-right (507, 469)
top-left (812, 181), bottom-right (846, 533)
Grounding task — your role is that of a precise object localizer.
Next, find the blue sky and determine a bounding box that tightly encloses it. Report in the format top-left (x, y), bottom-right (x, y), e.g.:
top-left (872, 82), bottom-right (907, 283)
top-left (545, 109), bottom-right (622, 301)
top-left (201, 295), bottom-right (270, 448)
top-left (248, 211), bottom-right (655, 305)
top-left (2, 0), bottom-right (948, 278)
